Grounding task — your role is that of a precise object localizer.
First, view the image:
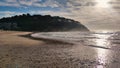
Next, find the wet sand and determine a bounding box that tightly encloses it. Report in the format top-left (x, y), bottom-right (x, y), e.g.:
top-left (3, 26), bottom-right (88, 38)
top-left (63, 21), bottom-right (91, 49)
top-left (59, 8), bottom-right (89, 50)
top-left (0, 31), bottom-right (120, 68)
top-left (0, 31), bottom-right (75, 68)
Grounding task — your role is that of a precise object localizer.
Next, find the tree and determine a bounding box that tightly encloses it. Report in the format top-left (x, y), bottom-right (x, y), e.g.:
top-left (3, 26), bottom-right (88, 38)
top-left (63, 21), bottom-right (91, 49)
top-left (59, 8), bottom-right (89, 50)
top-left (0, 14), bottom-right (89, 31)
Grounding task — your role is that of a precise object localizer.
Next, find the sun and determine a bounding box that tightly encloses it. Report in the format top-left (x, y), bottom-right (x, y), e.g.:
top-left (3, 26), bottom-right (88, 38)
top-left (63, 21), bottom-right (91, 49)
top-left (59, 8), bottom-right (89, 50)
top-left (95, 0), bottom-right (111, 8)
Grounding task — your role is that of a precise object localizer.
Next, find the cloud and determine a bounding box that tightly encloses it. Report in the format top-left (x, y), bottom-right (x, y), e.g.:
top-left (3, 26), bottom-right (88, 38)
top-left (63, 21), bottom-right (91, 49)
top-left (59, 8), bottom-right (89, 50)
top-left (67, 0), bottom-right (97, 7)
top-left (0, 11), bottom-right (24, 18)
top-left (0, 0), bottom-right (61, 8)
top-left (0, 0), bottom-right (97, 8)
top-left (33, 0), bottom-right (61, 8)
top-left (0, 0), bottom-right (120, 31)
top-left (5, 0), bottom-right (17, 3)
top-left (0, 1), bottom-right (20, 7)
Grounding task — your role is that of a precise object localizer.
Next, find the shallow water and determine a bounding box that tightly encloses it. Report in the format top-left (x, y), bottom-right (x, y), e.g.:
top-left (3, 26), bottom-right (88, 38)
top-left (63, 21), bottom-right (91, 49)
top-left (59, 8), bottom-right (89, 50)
top-left (32, 31), bottom-right (120, 68)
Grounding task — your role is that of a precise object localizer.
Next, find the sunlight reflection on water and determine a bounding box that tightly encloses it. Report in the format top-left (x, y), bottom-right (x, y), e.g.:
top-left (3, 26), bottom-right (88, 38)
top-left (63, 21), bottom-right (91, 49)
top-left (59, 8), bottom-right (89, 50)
top-left (31, 31), bottom-right (120, 67)
top-left (93, 33), bottom-right (111, 68)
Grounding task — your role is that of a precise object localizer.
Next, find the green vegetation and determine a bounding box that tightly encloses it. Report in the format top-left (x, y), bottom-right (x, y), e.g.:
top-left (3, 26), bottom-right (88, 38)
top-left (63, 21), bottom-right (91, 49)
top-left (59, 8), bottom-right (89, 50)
top-left (0, 14), bottom-right (89, 31)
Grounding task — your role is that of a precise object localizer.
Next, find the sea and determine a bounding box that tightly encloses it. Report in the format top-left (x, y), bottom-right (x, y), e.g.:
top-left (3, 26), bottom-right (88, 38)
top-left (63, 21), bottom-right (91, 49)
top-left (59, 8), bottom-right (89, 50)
top-left (31, 31), bottom-right (120, 68)
top-left (31, 31), bottom-right (120, 49)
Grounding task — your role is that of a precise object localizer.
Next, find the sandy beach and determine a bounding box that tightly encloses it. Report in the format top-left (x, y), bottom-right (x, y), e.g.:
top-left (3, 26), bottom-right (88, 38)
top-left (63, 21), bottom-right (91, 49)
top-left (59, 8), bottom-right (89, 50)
top-left (0, 31), bottom-right (76, 68)
top-left (0, 31), bottom-right (120, 68)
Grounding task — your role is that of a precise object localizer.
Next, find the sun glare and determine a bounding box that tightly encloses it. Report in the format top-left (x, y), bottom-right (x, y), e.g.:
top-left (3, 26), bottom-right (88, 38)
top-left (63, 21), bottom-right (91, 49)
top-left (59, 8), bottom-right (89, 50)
top-left (95, 0), bottom-right (111, 8)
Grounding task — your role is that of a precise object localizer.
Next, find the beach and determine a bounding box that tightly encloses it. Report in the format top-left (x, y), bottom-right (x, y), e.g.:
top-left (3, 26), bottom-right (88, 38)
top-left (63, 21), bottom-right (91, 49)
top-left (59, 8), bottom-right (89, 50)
top-left (0, 31), bottom-right (76, 68)
top-left (0, 31), bottom-right (120, 68)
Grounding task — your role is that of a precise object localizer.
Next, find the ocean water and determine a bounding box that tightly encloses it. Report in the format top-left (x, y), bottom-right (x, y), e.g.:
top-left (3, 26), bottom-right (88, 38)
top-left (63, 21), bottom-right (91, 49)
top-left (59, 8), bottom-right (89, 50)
top-left (31, 31), bottom-right (120, 50)
top-left (31, 31), bottom-right (120, 68)
top-left (31, 31), bottom-right (120, 46)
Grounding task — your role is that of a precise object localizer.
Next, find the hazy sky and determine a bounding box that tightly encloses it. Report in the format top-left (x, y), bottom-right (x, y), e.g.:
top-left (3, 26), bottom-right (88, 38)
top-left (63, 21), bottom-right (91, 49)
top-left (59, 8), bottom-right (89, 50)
top-left (0, 0), bottom-right (120, 31)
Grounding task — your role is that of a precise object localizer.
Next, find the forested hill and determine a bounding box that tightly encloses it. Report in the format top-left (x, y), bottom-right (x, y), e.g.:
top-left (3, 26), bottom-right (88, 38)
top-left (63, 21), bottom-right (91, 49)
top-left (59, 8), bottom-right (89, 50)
top-left (0, 14), bottom-right (89, 32)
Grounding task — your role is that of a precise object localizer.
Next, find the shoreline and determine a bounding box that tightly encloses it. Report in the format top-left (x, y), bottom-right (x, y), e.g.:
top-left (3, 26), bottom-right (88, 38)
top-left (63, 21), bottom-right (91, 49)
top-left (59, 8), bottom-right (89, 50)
top-left (0, 31), bottom-right (120, 68)
top-left (29, 33), bottom-right (74, 45)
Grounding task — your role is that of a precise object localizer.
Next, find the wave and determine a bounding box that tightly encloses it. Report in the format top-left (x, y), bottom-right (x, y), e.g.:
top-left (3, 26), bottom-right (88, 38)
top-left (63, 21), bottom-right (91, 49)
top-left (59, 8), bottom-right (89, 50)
top-left (31, 31), bottom-right (120, 49)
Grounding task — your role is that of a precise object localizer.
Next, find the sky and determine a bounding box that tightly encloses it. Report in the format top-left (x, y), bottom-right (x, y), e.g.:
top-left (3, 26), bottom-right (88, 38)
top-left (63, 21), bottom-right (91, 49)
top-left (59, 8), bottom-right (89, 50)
top-left (0, 0), bottom-right (120, 31)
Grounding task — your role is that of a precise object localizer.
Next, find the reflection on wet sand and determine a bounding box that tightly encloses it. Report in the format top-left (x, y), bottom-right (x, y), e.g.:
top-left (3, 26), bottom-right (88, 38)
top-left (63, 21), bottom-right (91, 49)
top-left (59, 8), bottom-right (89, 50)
top-left (31, 31), bottom-right (120, 68)
top-left (93, 33), bottom-right (111, 68)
